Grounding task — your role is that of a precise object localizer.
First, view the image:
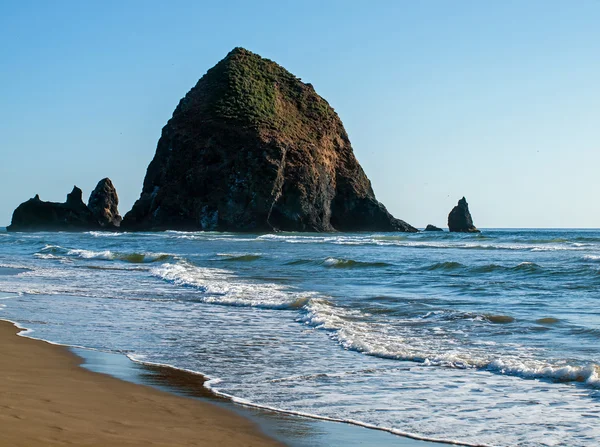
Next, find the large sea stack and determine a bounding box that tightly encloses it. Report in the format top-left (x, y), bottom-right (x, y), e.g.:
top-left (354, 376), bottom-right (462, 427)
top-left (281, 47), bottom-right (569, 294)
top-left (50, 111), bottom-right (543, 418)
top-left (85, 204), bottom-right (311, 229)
top-left (448, 197), bottom-right (480, 233)
top-left (122, 47), bottom-right (416, 232)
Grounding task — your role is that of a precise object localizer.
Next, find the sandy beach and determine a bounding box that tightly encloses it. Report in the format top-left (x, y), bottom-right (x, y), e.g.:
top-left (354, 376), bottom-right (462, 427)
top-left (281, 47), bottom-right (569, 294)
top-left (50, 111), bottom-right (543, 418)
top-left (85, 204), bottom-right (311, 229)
top-left (0, 320), bottom-right (283, 447)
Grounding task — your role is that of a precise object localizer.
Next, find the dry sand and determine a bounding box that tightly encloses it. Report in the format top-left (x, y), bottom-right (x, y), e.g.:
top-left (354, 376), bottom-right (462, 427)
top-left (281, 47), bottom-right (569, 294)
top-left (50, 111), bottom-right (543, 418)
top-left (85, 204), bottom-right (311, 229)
top-left (0, 320), bottom-right (284, 447)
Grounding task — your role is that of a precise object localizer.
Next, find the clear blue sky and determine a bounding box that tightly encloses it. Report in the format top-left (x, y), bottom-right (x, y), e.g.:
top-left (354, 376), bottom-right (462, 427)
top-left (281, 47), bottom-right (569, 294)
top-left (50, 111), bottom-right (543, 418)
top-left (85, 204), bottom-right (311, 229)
top-left (1, 0), bottom-right (599, 228)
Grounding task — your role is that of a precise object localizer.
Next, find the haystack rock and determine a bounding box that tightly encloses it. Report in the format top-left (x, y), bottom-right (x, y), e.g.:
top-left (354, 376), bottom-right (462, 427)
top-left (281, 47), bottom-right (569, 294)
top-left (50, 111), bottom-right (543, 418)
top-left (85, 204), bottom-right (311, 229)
top-left (424, 224), bottom-right (443, 232)
top-left (7, 186), bottom-right (100, 232)
top-left (122, 47), bottom-right (416, 233)
top-left (88, 178), bottom-right (122, 228)
top-left (448, 197), bottom-right (480, 233)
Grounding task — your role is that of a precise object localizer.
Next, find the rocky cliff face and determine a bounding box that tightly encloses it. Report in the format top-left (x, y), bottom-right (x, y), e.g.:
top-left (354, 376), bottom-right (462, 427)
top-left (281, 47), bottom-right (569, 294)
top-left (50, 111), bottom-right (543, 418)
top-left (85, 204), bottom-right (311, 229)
top-left (88, 178), bottom-right (122, 228)
top-left (448, 197), bottom-right (480, 233)
top-left (122, 47), bottom-right (415, 233)
top-left (7, 186), bottom-right (100, 232)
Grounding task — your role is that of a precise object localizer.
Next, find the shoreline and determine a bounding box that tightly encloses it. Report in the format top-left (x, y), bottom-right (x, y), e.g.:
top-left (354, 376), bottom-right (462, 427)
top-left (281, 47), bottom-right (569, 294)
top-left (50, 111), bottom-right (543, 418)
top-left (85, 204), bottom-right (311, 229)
top-left (1, 317), bottom-right (456, 447)
top-left (0, 319), bottom-right (283, 447)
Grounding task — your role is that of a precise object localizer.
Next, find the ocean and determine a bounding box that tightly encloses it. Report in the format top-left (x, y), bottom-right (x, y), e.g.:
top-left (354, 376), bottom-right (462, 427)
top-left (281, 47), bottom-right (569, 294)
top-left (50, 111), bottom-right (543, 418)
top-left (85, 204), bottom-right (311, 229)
top-left (0, 228), bottom-right (599, 446)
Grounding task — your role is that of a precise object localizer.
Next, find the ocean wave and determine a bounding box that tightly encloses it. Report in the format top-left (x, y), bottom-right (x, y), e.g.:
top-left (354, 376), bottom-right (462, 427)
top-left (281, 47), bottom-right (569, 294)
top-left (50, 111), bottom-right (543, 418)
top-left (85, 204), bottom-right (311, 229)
top-left (151, 261), bottom-right (315, 309)
top-left (67, 248), bottom-right (114, 260)
top-left (284, 259), bottom-right (314, 266)
top-left (81, 265), bottom-right (151, 272)
top-left (486, 359), bottom-right (600, 385)
top-left (286, 257), bottom-right (391, 268)
top-left (39, 244), bottom-right (66, 254)
top-left (216, 253), bottom-right (262, 262)
top-left (68, 249), bottom-right (171, 263)
top-left (423, 261), bottom-right (543, 274)
top-left (34, 253), bottom-right (63, 260)
top-left (36, 246), bottom-right (171, 263)
top-left (258, 233), bottom-right (594, 252)
top-left (574, 236), bottom-right (600, 243)
top-left (511, 262), bottom-right (543, 273)
top-left (425, 261), bottom-right (465, 271)
top-left (258, 234), bottom-right (367, 245)
top-left (0, 264), bottom-right (32, 274)
top-left (421, 310), bottom-right (515, 324)
top-left (119, 253), bottom-right (172, 263)
top-left (421, 261), bottom-right (578, 276)
top-left (569, 326), bottom-right (600, 339)
top-left (322, 257), bottom-right (391, 268)
top-left (299, 299), bottom-right (600, 388)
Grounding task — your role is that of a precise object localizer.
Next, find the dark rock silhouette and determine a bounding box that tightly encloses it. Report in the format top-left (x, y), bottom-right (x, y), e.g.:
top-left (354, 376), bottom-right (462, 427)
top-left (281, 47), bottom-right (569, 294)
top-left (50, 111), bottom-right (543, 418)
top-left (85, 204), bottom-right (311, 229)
top-left (448, 197), bottom-right (480, 233)
top-left (424, 224), bottom-right (443, 232)
top-left (122, 47), bottom-right (416, 233)
top-left (88, 178), bottom-right (122, 228)
top-left (7, 186), bottom-right (100, 232)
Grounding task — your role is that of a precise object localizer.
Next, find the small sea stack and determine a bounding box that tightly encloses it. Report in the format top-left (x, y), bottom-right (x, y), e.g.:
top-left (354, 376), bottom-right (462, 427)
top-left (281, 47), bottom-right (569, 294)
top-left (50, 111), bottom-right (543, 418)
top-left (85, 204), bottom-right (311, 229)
top-left (7, 186), bottom-right (100, 232)
top-left (7, 179), bottom-right (122, 232)
top-left (448, 197), bottom-right (480, 233)
top-left (424, 224), bottom-right (443, 232)
top-left (88, 178), bottom-right (122, 228)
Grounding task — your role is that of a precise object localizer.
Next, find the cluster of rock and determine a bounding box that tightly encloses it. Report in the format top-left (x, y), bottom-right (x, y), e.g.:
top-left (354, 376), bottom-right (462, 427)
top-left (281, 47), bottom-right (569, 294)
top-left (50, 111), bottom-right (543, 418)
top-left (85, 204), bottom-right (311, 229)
top-left (6, 48), bottom-right (482, 235)
top-left (7, 179), bottom-right (121, 232)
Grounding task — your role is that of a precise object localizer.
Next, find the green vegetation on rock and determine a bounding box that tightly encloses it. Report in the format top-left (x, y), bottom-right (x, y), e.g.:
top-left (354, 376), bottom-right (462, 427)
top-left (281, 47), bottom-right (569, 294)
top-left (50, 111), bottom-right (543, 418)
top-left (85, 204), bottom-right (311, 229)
top-left (177, 47), bottom-right (334, 138)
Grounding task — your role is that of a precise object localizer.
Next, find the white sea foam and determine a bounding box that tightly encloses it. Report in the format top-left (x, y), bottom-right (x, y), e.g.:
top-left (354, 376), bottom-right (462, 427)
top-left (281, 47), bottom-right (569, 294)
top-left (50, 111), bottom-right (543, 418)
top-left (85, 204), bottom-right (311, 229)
top-left (86, 231), bottom-right (123, 237)
top-left (36, 246), bottom-right (172, 263)
top-left (256, 234), bottom-right (590, 252)
top-left (34, 253), bottom-right (61, 260)
top-left (204, 379), bottom-right (491, 447)
top-left (300, 299), bottom-right (600, 388)
top-left (323, 257), bottom-right (343, 266)
top-left (151, 261), bottom-right (315, 309)
top-left (40, 244), bottom-right (65, 252)
top-left (67, 249), bottom-right (114, 259)
top-left (0, 262), bottom-right (31, 270)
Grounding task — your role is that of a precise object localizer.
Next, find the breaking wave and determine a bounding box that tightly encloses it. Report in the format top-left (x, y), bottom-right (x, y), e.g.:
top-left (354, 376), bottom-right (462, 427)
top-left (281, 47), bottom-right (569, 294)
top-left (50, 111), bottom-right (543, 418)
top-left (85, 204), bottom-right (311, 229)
top-left (216, 253), bottom-right (262, 262)
top-left (36, 245), bottom-right (171, 263)
top-left (425, 261), bottom-right (465, 271)
top-left (299, 299), bottom-right (600, 388)
top-left (151, 261), bottom-right (314, 309)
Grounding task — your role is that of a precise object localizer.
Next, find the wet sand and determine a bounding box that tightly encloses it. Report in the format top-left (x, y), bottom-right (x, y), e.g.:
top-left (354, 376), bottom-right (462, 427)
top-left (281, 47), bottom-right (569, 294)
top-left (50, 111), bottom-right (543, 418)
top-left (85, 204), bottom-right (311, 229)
top-left (76, 346), bottom-right (441, 447)
top-left (0, 320), bottom-right (283, 447)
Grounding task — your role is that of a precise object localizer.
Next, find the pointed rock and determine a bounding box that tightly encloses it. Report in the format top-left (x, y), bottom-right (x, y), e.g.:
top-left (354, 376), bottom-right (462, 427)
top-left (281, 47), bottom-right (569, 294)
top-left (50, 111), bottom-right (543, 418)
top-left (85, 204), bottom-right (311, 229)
top-left (122, 47), bottom-right (416, 233)
top-left (88, 178), bottom-right (122, 228)
top-left (66, 186), bottom-right (86, 207)
top-left (7, 186), bottom-right (99, 232)
top-left (448, 197), bottom-right (480, 233)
